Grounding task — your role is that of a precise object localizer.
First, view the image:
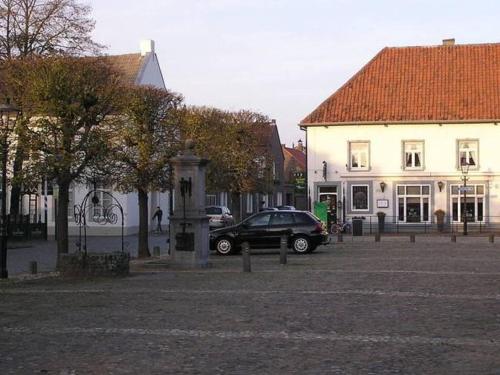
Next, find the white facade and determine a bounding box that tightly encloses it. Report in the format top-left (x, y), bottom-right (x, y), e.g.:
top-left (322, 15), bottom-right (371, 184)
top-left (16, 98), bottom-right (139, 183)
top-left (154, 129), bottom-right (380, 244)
top-left (38, 40), bottom-right (171, 236)
top-left (306, 122), bottom-right (500, 226)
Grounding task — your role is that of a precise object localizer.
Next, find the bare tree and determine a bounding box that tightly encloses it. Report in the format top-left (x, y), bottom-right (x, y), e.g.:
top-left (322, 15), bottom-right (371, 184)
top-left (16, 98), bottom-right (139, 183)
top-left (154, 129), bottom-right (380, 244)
top-left (0, 0), bottom-right (102, 60)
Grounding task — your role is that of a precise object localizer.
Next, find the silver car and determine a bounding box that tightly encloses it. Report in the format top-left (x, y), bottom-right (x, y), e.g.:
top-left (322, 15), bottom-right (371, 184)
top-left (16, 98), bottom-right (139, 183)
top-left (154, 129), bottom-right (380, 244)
top-left (206, 206), bottom-right (234, 229)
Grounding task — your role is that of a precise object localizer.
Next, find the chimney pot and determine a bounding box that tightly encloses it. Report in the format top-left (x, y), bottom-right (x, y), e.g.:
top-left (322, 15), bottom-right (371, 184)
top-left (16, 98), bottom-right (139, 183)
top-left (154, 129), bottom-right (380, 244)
top-left (442, 38), bottom-right (455, 46)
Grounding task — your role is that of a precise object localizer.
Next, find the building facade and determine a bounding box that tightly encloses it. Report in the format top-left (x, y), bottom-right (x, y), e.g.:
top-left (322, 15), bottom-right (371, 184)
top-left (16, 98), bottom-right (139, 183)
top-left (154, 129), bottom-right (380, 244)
top-left (301, 40), bottom-right (500, 231)
top-left (29, 40), bottom-right (172, 236)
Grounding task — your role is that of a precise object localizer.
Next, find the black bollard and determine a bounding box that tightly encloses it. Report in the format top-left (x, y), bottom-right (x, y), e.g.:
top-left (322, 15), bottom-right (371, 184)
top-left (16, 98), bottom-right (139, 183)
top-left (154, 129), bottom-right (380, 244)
top-left (29, 261), bottom-right (37, 275)
top-left (489, 234), bottom-right (494, 243)
top-left (242, 242), bottom-right (251, 272)
top-left (280, 235), bottom-right (287, 265)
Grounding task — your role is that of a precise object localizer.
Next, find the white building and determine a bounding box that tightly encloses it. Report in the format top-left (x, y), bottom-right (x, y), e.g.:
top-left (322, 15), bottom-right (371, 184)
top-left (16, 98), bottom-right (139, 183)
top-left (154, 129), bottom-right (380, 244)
top-left (36, 40), bottom-right (171, 235)
top-left (301, 40), bottom-right (500, 231)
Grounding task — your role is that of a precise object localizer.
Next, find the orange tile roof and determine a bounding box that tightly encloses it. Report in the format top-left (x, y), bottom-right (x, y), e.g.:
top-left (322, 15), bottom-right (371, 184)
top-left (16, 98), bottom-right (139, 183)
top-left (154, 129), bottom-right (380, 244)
top-left (102, 53), bottom-right (145, 85)
top-left (283, 146), bottom-right (306, 170)
top-left (301, 43), bottom-right (500, 125)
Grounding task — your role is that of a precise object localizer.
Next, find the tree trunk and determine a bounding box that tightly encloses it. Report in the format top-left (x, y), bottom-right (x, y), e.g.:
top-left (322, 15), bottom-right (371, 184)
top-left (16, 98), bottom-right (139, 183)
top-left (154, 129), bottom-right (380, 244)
top-left (56, 180), bottom-right (70, 262)
top-left (138, 188), bottom-right (150, 258)
top-left (230, 192), bottom-right (241, 222)
top-left (8, 151), bottom-right (24, 216)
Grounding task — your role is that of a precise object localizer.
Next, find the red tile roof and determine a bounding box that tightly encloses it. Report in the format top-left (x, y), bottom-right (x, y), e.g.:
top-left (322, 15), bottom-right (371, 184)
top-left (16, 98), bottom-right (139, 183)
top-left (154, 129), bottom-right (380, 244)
top-left (283, 146), bottom-right (306, 170)
top-left (301, 43), bottom-right (500, 125)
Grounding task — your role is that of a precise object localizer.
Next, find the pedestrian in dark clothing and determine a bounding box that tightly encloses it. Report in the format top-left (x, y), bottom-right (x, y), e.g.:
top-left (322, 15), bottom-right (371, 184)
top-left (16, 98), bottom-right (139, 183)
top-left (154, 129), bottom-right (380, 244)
top-left (152, 206), bottom-right (163, 232)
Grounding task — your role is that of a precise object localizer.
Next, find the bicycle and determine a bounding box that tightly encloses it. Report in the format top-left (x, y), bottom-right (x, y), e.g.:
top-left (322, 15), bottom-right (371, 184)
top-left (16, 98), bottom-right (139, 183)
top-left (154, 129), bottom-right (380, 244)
top-left (330, 221), bottom-right (351, 234)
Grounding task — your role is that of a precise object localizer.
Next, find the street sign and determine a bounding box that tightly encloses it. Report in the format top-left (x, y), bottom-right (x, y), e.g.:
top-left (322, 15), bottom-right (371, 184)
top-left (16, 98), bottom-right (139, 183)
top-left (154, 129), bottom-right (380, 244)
top-left (458, 186), bottom-right (474, 193)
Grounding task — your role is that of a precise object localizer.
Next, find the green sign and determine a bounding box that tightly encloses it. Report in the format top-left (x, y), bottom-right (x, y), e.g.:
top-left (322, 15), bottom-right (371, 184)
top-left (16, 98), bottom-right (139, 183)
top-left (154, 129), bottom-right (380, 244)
top-left (313, 201), bottom-right (328, 226)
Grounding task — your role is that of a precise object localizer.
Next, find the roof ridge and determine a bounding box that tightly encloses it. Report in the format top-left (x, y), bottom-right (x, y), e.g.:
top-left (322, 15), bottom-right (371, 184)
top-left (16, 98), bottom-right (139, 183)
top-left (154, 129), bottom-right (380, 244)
top-left (301, 47), bottom-right (389, 124)
top-left (386, 42), bottom-right (500, 50)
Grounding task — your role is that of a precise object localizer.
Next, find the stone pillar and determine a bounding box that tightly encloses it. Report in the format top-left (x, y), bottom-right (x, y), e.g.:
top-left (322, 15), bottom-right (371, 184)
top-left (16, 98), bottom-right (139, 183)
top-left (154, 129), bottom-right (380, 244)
top-left (169, 140), bottom-right (210, 268)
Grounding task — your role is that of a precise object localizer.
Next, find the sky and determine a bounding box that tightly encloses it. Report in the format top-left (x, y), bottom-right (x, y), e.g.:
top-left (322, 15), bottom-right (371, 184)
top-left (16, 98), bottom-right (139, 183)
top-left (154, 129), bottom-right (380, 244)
top-left (88, 0), bottom-right (500, 146)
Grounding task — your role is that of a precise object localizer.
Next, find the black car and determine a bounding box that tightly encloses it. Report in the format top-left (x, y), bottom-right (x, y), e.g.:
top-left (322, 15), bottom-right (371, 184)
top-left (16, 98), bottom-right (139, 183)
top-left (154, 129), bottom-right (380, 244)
top-left (209, 210), bottom-right (329, 255)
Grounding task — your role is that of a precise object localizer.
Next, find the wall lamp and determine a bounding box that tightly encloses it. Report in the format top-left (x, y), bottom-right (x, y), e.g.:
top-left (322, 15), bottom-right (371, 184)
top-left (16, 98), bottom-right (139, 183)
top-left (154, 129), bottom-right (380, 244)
top-left (379, 181), bottom-right (386, 193)
top-left (437, 181), bottom-right (444, 192)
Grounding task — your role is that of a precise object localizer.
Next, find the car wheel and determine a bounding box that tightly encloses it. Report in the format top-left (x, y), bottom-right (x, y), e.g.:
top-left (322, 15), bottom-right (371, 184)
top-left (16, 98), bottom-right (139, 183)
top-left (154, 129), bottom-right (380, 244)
top-left (292, 236), bottom-right (311, 254)
top-left (215, 237), bottom-right (234, 255)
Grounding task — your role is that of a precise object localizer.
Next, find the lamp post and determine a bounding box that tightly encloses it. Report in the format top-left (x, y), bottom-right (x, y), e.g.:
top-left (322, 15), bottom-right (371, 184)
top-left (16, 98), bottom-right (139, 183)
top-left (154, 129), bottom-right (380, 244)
top-left (461, 162), bottom-right (470, 236)
top-left (0, 101), bottom-right (21, 279)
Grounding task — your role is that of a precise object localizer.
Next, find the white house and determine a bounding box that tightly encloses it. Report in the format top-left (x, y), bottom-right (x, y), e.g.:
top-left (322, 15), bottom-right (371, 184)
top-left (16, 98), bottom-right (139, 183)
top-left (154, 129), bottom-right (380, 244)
top-left (300, 40), bottom-right (500, 231)
top-left (36, 40), bottom-right (171, 235)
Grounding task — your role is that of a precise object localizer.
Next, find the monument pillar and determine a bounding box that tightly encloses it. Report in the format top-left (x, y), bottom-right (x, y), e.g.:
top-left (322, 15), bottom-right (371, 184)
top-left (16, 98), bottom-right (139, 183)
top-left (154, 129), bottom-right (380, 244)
top-left (169, 140), bottom-right (210, 268)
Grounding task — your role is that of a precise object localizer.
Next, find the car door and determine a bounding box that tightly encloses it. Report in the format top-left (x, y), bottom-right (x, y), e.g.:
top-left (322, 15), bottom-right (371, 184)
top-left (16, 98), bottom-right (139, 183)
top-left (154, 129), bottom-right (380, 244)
top-left (238, 212), bottom-right (272, 248)
top-left (267, 212), bottom-right (295, 247)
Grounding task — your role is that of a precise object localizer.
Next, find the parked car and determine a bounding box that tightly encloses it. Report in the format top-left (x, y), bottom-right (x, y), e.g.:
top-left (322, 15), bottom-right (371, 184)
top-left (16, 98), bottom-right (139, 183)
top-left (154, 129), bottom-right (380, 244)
top-left (276, 205), bottom-right (296, 210)
top-left (205, 206), bottom-right (234, 229)
top-left (209, 210), bottom-right (329, 255)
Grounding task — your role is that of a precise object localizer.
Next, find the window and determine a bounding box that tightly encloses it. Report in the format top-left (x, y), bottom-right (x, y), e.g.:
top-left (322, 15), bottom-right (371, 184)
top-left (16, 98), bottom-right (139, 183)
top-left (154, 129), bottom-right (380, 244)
top-left (397, 185), bottom-right (431, 223)
top-left (270, 212), bottom-right (294, 226)
top-left (206, 207), bottom-right (222, 215)
top-left (67, 184), bottom-right (75, 220)
top-left (91, 184), bottom-right (112, 221)
top-left (276, 192), bottom-right (283, 206)
top-left (351, 185), bottom-right (369, 211)
top-left (349, 142), bottom-right (369, 170)
top-left (403, 141), bottom-right (424, 169)
top-left (246, 194), bottom-right (253, 213)
top-left (458, 140), bottom-right (478, 169)
top-left (450, 184), bottom-right (484, 223)
top-left (219, 192), bottom-right (228, 207)
top-left (205, 194), bottom-right (216, 206)
top-left (246, 212), bottom-right (272, 227)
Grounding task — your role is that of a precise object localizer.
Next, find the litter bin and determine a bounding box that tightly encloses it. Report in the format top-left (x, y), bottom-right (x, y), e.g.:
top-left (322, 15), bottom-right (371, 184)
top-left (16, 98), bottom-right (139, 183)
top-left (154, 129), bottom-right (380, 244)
top-left (352, 218), bottom-right (363, 236)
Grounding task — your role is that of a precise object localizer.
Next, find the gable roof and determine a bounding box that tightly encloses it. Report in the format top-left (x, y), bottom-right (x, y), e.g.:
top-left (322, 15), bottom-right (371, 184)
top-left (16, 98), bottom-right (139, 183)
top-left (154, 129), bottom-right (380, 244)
top-left (283, 146), bottom-right (306, 170)
top-left (301, 43), bottom-right (500, 125)
top-left (102, 53), bottom-right (146, 85)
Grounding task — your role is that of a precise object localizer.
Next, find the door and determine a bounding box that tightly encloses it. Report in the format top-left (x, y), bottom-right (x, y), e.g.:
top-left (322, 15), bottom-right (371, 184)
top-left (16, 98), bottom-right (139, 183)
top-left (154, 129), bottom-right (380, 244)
top-left (267, 212), bottom-right (295, 247)
top-left (238, 212), bottom-right (272, 248)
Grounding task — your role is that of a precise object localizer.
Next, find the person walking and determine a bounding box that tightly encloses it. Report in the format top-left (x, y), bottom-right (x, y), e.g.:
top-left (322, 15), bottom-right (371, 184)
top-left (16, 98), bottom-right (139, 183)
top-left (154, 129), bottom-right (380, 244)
top-left (152, 206), bottom-right (163, 233)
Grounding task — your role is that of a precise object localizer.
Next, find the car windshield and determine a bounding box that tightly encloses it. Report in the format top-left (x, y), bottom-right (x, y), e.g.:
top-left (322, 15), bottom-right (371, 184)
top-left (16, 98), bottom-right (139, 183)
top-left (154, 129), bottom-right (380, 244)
top-left (206, 207), bottom-right (222, 215)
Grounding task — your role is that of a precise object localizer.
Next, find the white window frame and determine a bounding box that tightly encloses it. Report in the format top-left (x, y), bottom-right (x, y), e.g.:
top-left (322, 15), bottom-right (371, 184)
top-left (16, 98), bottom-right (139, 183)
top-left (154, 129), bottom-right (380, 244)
top-left (396, 184), bottom-right (431, 223)
top-left (457, 140), bottom-right (479, 170)
top-left (403, 141), bottom-right (424, 170)
top-left (351, 184), bottom-right (369, 212)
top-left (219, 192), bottom-right (228, 207)
top-left (349, 141), bottom-right (370, 171)
top-left (205, 194), bottom-right (216, 206)
top-left (450, 184), bottom-right (485, 223)
top-left (276, 191), bottom-right (283, 206)
top-left (246, 194), bottom-right (253, 213)
top-left (90, 184), bottom-right (112, 222)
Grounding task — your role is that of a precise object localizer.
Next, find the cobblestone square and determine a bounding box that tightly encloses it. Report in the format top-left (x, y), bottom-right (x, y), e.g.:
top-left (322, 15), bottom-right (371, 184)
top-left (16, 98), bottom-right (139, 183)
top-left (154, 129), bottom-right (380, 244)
top-left (1, 236), bottom-right (500, 374)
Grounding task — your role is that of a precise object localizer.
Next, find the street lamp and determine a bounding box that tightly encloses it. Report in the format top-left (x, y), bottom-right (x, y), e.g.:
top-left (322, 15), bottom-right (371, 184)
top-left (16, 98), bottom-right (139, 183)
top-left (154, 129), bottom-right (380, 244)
top-left (461, 162), bottom-right (470, 236)
top-left (0, 100), bottom-right (21, 279)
